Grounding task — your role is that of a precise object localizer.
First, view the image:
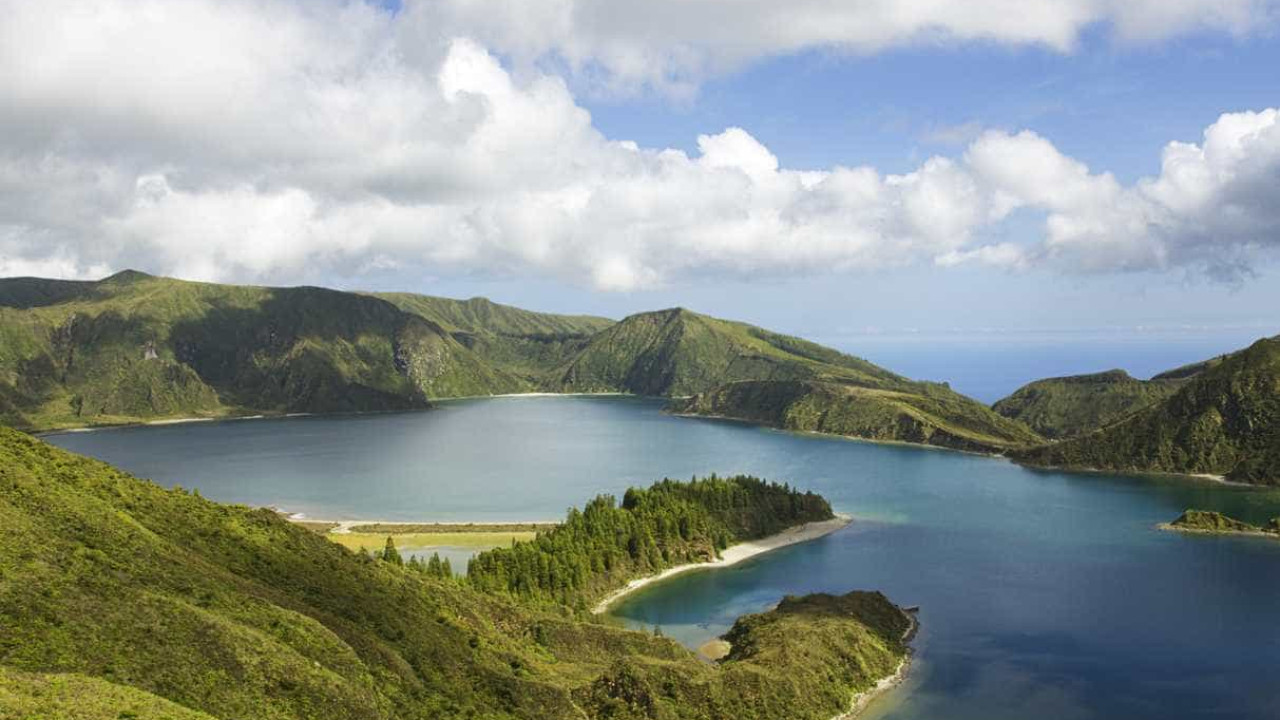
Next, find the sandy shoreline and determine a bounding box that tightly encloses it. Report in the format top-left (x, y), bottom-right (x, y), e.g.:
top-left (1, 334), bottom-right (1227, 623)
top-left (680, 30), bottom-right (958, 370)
top-left (591, 514), bottom-right (852, 614)
top-left (832, 611), bottom-right (919, 720)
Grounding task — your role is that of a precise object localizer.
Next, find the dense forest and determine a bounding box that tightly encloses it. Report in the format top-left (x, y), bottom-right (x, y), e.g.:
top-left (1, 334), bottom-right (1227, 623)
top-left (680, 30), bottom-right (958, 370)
top-left (467, 475), bottom-right (834, 608)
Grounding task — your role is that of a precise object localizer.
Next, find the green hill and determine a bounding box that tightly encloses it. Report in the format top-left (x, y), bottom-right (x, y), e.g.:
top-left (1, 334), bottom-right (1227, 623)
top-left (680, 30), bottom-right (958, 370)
top-left (375, 293), bottom-right (613, 382)
top-left (992, 369), bottom-right (1187, 439)
top-left (1014, 337), bottom-right (1280, 484)
top-left (0, 272), bottom-right (1037, 454)
top-left (0, 272), bottom-right (531, 429)
top-left (0, 426), bottom-right (912, 720)
top-left (549, 308), bottom-right (901, 396)
top-left (671, 379), bottom-right (1043, 453)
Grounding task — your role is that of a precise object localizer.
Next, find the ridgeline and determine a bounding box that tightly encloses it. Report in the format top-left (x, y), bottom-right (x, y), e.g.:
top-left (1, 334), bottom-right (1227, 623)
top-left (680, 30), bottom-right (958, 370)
top-left (992, 369), bottom-right (1189, 439)
top-left (0, 272), bottom-right (1039, 456)
top-left (0, 426), bottom-right (912, 720)
top-left (1014, 337), bottom-right (1280, 485)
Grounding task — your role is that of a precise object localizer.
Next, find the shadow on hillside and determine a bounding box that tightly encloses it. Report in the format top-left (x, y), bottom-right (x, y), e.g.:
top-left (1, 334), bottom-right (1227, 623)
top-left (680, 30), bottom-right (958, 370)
top-left (168, 287), bottom-right (431, 414)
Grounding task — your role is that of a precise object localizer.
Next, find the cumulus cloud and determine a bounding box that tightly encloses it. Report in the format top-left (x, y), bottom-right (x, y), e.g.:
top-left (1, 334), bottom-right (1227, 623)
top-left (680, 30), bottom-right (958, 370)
top-left (0, 0), bottom-right (1279, 290)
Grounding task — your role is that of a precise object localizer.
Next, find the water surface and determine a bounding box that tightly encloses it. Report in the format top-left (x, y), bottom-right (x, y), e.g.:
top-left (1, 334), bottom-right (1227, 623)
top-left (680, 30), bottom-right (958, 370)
top-left (46, 397), bottom-right (1280, 720)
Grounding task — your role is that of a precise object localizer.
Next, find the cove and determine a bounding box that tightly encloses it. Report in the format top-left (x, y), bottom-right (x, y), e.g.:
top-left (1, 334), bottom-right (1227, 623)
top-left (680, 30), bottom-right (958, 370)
top-left (45, 396), bottom-right (1280, 720)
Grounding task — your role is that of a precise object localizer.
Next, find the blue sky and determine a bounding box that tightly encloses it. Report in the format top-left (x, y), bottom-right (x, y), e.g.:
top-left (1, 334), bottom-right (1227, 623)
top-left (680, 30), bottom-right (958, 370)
top-left (2, 0), bottom-right (1279, 384)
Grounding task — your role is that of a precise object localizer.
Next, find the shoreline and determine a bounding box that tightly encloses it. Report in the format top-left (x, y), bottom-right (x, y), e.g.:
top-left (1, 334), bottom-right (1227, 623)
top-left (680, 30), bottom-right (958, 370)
top-left (32, 393), bottom-right (645, 436)
top-left (1019, 460), bottom-right (1252, 487)
top-left (832, 610), bottom-right (919, 720)
top-left (668, 411), bottom-right (1009, 460)
top-left (290, 518), bottom-right (559, 535)
top-left (591, 514), bottom-right (852, 615)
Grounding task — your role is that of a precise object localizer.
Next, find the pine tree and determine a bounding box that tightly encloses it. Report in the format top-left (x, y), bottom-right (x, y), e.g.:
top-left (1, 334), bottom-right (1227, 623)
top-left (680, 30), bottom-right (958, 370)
top-left (382, 536), bottom-right (403, 565)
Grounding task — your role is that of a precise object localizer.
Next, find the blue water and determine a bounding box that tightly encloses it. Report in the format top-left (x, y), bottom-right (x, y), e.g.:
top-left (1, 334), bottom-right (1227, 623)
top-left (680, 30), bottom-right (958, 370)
top-left (45, 397), bottom-right (1280, 720)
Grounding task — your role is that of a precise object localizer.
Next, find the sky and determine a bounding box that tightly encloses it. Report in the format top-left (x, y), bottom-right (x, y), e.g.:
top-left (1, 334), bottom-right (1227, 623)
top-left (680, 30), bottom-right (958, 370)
top-left (2, 0), bottom-right (1280, 379)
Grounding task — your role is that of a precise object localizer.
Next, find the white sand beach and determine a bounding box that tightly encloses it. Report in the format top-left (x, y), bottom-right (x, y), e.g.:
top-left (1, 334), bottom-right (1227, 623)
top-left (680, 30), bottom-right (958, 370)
top-left (591, 513), bottom-right (852, 614)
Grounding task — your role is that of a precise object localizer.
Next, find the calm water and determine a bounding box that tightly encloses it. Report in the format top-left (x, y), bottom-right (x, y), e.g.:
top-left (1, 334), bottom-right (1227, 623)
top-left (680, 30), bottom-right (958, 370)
top-left (46, 397), bottom-right (1280, 720)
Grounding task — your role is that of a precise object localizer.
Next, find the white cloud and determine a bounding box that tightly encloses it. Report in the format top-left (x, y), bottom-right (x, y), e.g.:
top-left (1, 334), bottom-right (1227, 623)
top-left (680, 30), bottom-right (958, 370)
top-left (407, 0), bottom-right (1279, 95)
top-left (0, 0), bottom-right (1279, 290)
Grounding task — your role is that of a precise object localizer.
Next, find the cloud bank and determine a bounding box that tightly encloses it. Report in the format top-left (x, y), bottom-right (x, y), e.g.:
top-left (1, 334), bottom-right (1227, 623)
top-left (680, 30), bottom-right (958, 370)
top-left (1, 0), bottom-right (1279, 289)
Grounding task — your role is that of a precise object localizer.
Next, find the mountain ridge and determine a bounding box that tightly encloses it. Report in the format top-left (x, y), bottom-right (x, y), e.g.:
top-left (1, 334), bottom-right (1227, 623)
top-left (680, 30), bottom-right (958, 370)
top-left (1013, 336), bottom-right (1280, 484)
top-left (0, 272), bottom-right (1036, 456)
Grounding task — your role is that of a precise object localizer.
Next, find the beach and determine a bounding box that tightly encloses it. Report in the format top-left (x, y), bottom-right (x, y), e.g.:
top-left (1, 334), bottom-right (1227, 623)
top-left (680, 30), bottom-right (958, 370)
top-left (591, 513), bottom-right (852, 614)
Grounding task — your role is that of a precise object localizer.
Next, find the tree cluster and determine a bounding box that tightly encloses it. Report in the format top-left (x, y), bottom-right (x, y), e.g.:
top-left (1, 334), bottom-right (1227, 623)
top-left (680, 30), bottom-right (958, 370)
top-left (466, 474), bottom-right (832, 608)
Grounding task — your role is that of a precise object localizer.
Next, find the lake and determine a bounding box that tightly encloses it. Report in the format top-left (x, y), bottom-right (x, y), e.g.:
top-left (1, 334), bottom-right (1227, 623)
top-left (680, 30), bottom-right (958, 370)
top-left (45, 396), bottom-right (1280, 720)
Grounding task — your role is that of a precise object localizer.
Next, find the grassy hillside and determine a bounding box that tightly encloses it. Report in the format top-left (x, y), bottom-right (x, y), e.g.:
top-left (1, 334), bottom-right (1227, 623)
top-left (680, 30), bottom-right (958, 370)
top-left (549, 308), bottom-right (901, 397)
top-left (376, 293), bottom-right (613, 383)
top-left (0, 272), bottom-right (528, 429)
top-left (1015, 337), bottom-right (1280, 484)
top-left (0, 426), bottom-right (911, 720)
top-left (992, 369), bottom-right (1187, 439)
top-left (548, 307), bottom-right (1039, 451)
top-left (0, 272), bottom-right (1039, 455)
top-left (672, 379), bottom-right (1043, 453)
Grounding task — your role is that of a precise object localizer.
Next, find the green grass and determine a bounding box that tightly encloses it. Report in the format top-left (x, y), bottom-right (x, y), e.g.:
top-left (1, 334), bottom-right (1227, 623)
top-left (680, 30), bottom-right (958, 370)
top-left (992, 369), bottom-right (1188, 439)
top-left (345, 523), bottom-right (557, 534)
top-left (329, 532), bottom-right (537, 553)
top-left (0, 666), bottom-right (218, 720)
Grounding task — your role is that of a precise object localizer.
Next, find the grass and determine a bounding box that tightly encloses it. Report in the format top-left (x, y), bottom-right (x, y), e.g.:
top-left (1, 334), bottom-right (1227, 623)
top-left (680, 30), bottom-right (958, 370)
top-left (346, 523), bottom-right (557, 534)
top-left (992, 369), bottom-right (1187, 439)
top-left (328, 532), bottom-right (538, 553)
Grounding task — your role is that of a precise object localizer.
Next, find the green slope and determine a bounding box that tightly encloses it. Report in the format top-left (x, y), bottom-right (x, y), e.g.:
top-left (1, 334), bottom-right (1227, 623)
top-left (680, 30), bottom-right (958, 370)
top-left (0, 272), bottom-right (1039, 453)
top-left (992, 369), bottom-right (1187, 439)
top-left (672, 379), bottom-right (1043, 453)
top-left (550, 308), bottom-right (902, 397)
top-left (563, 308), bottom-right (1040, 451)
top-left (0, 426), bottom-right (912, 720)
top-left (0, 272), bottom-right (527, 429)
top-left (1014, 337), bottom-right (1280, 484)
top-left (375, 293), bottom-right (613, 382)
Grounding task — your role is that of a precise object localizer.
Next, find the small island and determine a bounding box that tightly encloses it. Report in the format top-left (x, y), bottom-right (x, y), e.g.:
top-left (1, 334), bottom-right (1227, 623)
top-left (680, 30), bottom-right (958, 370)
top-left (1160, 509), bottom-right (1280, 538)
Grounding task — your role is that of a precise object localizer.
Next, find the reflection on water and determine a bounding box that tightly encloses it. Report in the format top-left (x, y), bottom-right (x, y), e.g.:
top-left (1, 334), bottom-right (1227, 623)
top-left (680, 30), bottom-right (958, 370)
top-left (46, 396), bottom-right (1280, 720)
